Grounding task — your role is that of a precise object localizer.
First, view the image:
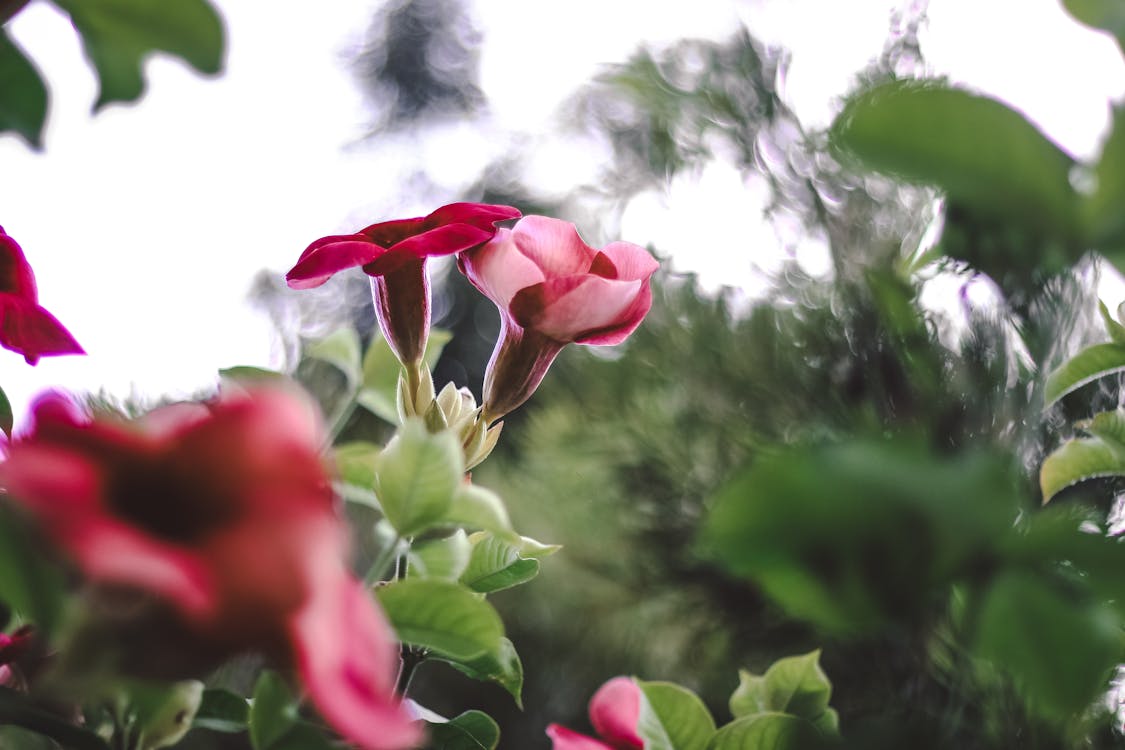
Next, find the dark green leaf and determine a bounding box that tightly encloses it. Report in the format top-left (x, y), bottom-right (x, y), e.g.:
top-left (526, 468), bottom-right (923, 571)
top-left (0, 384), bottom-right (11, 438)
top-left (0, 686), bottom-right (110, 750)
top-left (0, 28), bottom-right (46, 149)
top-left (266, 722), bottom-right (337, 750)
top-left (637, 681), bottom-right (716, 750)
top-left (441, 637), bottom-right (525, 708)
top-left (1044, 342), bottom-right (1125, 405)
top-left (376, 579), bottom-right (505, 662)
top-left (50, 0), bottom-right (224, 110)
top-left (426, 709), bottom-right (500, 750)
top-left (375, 419), bottom-right (462, 536)
top-left (707, 713), bottom-right (824, 750)
top-left (1063, 0), bottom-right (1125, 53)
top-left (194, 688), bottom-right (249, 733)
top-left (248, 671), bottom-right (298, 750)
top-left (0, 504), bottom-right (65, 634)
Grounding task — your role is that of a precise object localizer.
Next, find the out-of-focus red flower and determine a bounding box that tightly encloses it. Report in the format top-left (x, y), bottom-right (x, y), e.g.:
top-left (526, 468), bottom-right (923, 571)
top-left (0, 226), bottom-right (83, 365)
top-left (286, 202), bottom-right (520, 366)
top-left (0, 626), bottom-right (34, 687)
top-left (0, 386), bottom-right (420, 750)
top-left (458, 216), bottom-right (658, 421)
top-left (546, 676), bottom-right (644, 750)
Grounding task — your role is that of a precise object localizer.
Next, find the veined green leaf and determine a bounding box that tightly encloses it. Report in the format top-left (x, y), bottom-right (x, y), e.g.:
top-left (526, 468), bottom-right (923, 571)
top-left (441, 637), bottom-right (524, 708)
top-left (1040, 436), bottom-right (1125, 501)
top-left (1044, 342), bottom-right (1125, 405)
top-left (729, 651), bottom-right (833, 728)
top-left (460, 533), bottom-right (539, 594)
top-left (376, 579), bottom-right (504, 662)
top-left (425, 710), bottom-right (500, 750)
top-left (637, 681), bottom-right (716, 750)
top-left (375, 419), bottom-right (462, 536)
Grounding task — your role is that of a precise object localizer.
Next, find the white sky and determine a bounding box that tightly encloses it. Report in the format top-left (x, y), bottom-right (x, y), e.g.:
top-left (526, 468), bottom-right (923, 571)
top-left (1, 0), bottom-right (1123, 420)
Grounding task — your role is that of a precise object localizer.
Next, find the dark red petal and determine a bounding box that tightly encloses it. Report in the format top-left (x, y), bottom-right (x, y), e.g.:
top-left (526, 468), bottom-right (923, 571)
top-left (425, 202), bottom-right (521, 231)
top-left (589, 252), bottom-right (618, 279)
top-left (545, 724), bottom-right (616, 750)
top-left (0, 295), bottom-right (84, 365)
top-left (286, 238), bottom-right (382, 289)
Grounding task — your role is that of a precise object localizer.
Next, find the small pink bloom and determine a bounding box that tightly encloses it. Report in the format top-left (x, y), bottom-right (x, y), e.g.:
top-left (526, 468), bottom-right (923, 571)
top-left (458, 216), bottom-right (658, 420)
top-left (287, 202), bottom-right (520, 365)
top-left (547, 676), bottom-right (644, 750)
top-left (0, 226), bottom-right (83, 365)
top-left (0, 386), bottom-right (420, 750)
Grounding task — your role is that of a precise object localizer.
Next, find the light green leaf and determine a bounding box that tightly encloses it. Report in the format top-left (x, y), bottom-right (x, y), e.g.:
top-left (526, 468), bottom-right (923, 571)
top-left (334, 441), bottom-right (381, 491)
top-left (1040, 436), bottom-right (1125, 501)
top-left (442, 637), bottom-right (524, 708)
top-left (305, 327), bottom-right (362, 387)
top-left (248, 671), bottom-right (298, 750)
top-left (193, 688), bottom-right (248, 733)
top-left (729, 651), bottom-right (833, 727)
top-left (408, 530), bottom-right (471, 581)
top-left (375, 419), bottom-right (462, 536)
top-left (1083, 408), bottom-right (1125, 444)
top-left (0, 29), bottom-right (47, 149)
top-left (359, 329), bottom-right (452, 423)
top-left (218, 366), bottom-right (285, 385)
top-left (706, 713), bottom-right (823, 750)
top-left (376, 579), bottom-right (504, 662)
top-left (460, 533), bottom-right (540, 594)
top-left (637, 681), bottom-right (716, 750)
top-left (516, 535), bottom-right (562, 559)
top-left (130, 680), bottom-right (203, 750)
top-left (1044, 342), bottom-right (1125, 405)
top-left (50, 0), bottom-right (224, 110)
top-left (426, 709), bottom-right (500, 750)
top-left (1099, 300), bottom-right (1125, 344)
top-left (1063, 0), bottom-right (1125, 53)
top-left (443, 483), bottom-right (513, 537)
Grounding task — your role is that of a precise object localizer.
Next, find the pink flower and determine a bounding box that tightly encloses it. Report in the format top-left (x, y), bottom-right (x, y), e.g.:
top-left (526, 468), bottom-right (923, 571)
top-left (0, 226), bottom-right (83, 365)
top-left (546, 676), bottom-right (644, 750)
top-left (458, 216), bottom-right (658, 421)
top-left (0, 386), bottom-right (420, 750)
top-left (287, 202), bottom-right (520, 366)
top-left (0, 626), bottom-right (34, 687)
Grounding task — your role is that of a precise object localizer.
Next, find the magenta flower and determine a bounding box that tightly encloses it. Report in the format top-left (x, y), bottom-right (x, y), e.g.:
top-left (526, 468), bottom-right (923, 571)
top-left (287, 202), bottom-right (520, 366)
top-left (0, 386), bottom-right (420, 750)
top-left (458, 216), bottom-right (658, 421)
top-left (0, 626), bottom-right (33, 687)
top-left (0, 226), bottom-right (83, 365)
top-left (546, 676), bottom-right (644, 750)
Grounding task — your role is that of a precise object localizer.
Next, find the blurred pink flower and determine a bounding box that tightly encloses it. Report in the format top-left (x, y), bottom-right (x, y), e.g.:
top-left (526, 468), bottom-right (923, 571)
top-left (0, 626), bottom-right (33, 687)
top-left (287, 202), bottom-right (520, 365)
top-left (0, 226), bottom-right (83, 365)
top-left (547, 676), bottom-right (644, 750)
top-left (0, 386), bottom-right (419, 750)
top-left (458, 216), bottom-right (658, 420)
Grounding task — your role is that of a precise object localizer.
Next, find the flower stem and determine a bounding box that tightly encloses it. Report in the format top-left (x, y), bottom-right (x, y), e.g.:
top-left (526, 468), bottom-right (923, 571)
top-left (395, 646), bottom-right (426, 698)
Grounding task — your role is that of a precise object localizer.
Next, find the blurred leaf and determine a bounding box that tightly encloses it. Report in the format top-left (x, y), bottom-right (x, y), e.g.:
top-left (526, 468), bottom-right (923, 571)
top-left (193, 687), bottom-right (248, 733)
top-left (973, 570), bottom-right (1120, 720)
top-left (1062, 0), bottom-right (1125, 52)
top-left (129, 680), bottom-right (203, 750)
top-left (0, 504), bottom-right (65, 634)
top-left (700, 440), bottom-right (1020, 632)
top-left (1044, 342), bottom-right (1125, 405)
top-left (375, 419), bottom-right (462, 536)
top-left (50, 0), bottom-right (223, 110)
top-left (408, 530), bottom-right (471, 581)
top-left (218, 366), bottom-right (285, 385)
top-left (0, 687), bottom-right (110, 749)
top-left (425, 709), bottom-right (500, 750)
top-left (443, 483), bottom-right (513, 537)
top-left (441, 637), bottom-right (524, 708)
top-left (460, 532), bottom-right (539, 594)
top-left (0, 383), bottom-right (11, 437)
top-left (1090, 109), bottom-right (1125, 260)
top-left (1040, 436), bottom-right (1125, 501)
top-left (265, 723), bottom-right (336, 750)
top-left (707, 713), bottom-right (824, 750)
top-left (360, 329), bottom-right (451, 423)
top-left (636, 681), bottom-right (716, 750)
top-left (0, 29), bottom-right (47, 149)
top-left (376, 579), bottom-right (504, 662)
top-left (248, 671), bottom-right (298, 750)
top-left (305, 327), bottom-right (362, 387)
top-left (1098, 300), bottom-right (1125, 344)
top-left (729, 651), bottom-right (833, 729)
top-left (1083, 408), bottom-right (1125, 443)
top-left (334, 440), bottom-right (381, 491)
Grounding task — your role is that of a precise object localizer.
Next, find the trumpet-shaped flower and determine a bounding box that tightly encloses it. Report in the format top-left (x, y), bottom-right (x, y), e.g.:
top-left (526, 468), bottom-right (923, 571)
top-left (546, 676), bottom-right (644, 750)
top-left (0, 386), bottom-right (419, 750)
top-left (0, 226), bottom-right (83, 365)
top-left (458, 216), bottom-right (658, 421)
top-left (287, 202), bottom-right (519, 366)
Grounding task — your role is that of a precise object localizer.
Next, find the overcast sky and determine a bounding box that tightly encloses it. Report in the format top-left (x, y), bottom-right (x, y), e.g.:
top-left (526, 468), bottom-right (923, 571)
top-left (1, 0), bottom-right (1122, 421)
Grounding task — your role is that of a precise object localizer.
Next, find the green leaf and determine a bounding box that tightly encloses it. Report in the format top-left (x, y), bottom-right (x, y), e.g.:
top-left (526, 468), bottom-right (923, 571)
top-left (1063, 0), bottom-right (1125, 53)
top-left (1044, 342), bottom-right (1125, 405)
top-left (443, 483), bottom-right (513, 537)
top-left (1040, 436), bottom-right (1125, 501)
top-left (1091, 109), bottom-right (1125, 259)
top-left (974, 570), bottom-right (1120, 721)
top-left (0, 686), bottom-right (110, 750)
top-left (0, 384), bottom-right (11, 438)
top-left (0, 29), bottom-right (47, 149)
top-left (375, 419), bottom-right (462, 536)
top-left (193, 688), bottom-right (248, 733)
top-left (636, 681), bottom-right (716, 750)
top-left (376, 579), bottom-right (505, 662)
top-left (1098, 300), bottom-right (1125, 344)
top-left (441, 637), bottom-right (524, 708)
top-left (248, 671), bottom-right (298, 750)
top-left (707, 713), bottom-right (824, 750)
top-left (408, 530), bottom-right (472, 581)
top-left (460, 533), bottom-right (540, 594)
top-left (264, 723), bottom-right (337, 750)
top-left (426, 709), bottom-right (500, 750)
top-left (729, 651), bottom-right (833, 727)
top-left (359, 329), bottom-right (452, 423)
top-left (334, 441), bottom-right (381, 492)
top-left (0, 504), bottom-right (65, 634)
top-left (218, 366), bottom-right (285, 385)
top-left (50, 0), bottom-right (224, 110)
top-left (129, 680), bottom-right (203, 750)
top-left (305, 327), bottom-right (362, 387)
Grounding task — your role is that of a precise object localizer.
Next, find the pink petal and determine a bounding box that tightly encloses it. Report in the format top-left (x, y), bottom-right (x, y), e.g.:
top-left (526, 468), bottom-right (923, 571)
top-left (546, 724), bottom-right (616, 750)
top-left (425, 202), bottom-right (521, 231)
top-left (510, 275), bottom-right (641, 343)
top-left (286, 237), bottom-right (382, 289)
top-left (0, 295), bottom-right (84, 365)
top-left (598, 242), bottom-right (658, 282)
top-left (510, 216), bottom-right (597, 279)
top-left (589, 677), bottom-right (644, 749)
top-left (365, 223), bottom-right (495, 275)
top-left (459, 228), bottom-right (546, 309)
top-left (575, 282), bottom-right (653, 346)
top-left (288, 574), bottom-right (422, 750)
